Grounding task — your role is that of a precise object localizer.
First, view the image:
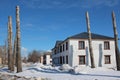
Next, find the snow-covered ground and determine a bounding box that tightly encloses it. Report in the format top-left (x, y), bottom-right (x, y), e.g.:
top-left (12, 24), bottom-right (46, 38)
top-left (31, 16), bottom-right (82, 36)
top-left (0, 63), bottom-right (120, 80)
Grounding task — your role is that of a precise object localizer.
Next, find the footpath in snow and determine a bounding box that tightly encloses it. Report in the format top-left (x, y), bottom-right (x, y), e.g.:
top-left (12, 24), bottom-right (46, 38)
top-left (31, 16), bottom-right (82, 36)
top-left (0, 63), bottom-right (120, 80)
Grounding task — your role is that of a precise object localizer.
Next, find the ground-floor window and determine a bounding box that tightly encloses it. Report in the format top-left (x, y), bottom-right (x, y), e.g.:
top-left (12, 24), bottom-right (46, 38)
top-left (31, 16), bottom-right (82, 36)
top-left (60, 56), bottom-right (62, 64)
top-left (63, 56), bottom-right (65, 64)
top-left (79, 56), bottom-right (86, 65)
top-left (66, 55), bottom-right (68, 64)
top-left (105, 55), bottom-right (111, 64)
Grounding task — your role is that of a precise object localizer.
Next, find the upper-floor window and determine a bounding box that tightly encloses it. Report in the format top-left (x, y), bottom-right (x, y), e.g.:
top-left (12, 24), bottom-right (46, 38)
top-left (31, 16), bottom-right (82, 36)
top-left (63, 44), bottom-right (64, 51)
top-left (104, 41), bottom-right (110, 50)
top-left (79, 41), bottom-right (85, 49)
top-left (60, 45), bottom-right (62, 52)
top-left (66, 42), bottom-right (68, 50)
top-left (54, 49), bottom-right (56, 54)
top-left (57, 47), bottom-right (59, 53)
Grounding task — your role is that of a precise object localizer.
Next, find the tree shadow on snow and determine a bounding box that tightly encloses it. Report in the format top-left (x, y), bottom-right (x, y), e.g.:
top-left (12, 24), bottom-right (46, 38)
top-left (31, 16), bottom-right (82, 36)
top-left (27, 68), bottom-right (120, 79)
top-left (0, 67), bottom-right (9, 72)
top-left (80, 74), bottom-right (120, 78)
top-left (27, 67), bottom-right (71, 74)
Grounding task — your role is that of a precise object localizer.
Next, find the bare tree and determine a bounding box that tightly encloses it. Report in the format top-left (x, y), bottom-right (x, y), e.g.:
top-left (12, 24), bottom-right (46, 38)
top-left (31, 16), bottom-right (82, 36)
top-left (8, 16), bottom-right (14, 71)
top-left (16, 6), bottom-right (22, 72)
top-left (22, 57), bottom-right (27, 63)
top-left (112, 11), bottom-right (120, 70)
top-left (3, 41), bottom-right (7, 65)
top-left (0, 48), bottom-right (2, 64)
top-left (27, 50), bottom-right (40, 63)
top-left (4, 41), bottom-right (7, 64)
top-left (86, 11), bottom-right (95, 68)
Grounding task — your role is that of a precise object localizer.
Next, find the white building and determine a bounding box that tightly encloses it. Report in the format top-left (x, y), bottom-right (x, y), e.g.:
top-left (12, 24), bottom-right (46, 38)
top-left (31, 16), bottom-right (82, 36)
top-left (52, 32), bottom-right (116, 68)
top-left (39, 52), bottom-right (52, 65)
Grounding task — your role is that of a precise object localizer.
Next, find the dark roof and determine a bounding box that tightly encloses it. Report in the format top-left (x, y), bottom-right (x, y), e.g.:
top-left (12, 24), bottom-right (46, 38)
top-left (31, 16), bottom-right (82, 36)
top-left (54, 40), bottom-right (63, 47)
top-left (44, 52), bottom-right (52, 55)
top-left (68, 32), bottom-right (114, 40)
top-left (52, 32), bottom-right (114, 49)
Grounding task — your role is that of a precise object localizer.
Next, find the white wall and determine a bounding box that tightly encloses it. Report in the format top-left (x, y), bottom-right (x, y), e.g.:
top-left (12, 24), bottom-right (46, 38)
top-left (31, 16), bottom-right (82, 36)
top-left (69, 39), bottom-right (116, 68)
top-left (52, 40), bottom-right (72, 66)
top-left (46, 55), bottom-right (52, 65)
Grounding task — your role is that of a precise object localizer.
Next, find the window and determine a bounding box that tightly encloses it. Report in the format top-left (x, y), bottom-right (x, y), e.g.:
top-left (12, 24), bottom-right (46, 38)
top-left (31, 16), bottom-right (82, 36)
top-left (58, 57), bottom-right (60, 64)
top-left (60, 45), bottom-right (62, 52)
top-left (57, 47), bottom-right (59, 53)
top-left (66, 42), bottom-right (68, 50)
top-left (54, 49), bottom-right (56, 54)
top-left (66, 55), bottom-right (68, 64)
top-left (60, 56), bottom-right (62, 64)
top-left (79, 41), bottom-right (85, 49)
top-left (105, 55), bottom-right (111, 64)
top-left (104, 41), bottom-right (110, 50)
top-left (63, 44), bottom-right (64, 51)
top-left (59, 46), bottom-right (60, 53)
top-left (63, 56), bottom-right (65, 64)
top-left (79, 56), bottom-right (85, 65)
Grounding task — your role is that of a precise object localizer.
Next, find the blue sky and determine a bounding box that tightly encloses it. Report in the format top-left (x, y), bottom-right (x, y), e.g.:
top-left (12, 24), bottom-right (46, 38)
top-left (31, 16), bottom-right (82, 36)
top-left (0, 0), bottom-right (120, 57)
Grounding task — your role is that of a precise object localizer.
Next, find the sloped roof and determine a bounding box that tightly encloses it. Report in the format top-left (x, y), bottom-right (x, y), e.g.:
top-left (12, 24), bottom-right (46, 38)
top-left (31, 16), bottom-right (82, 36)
top-left (68, 32), bottom-right (114, 40)
top-left (54, 40), bottom-right (63, 47)
top-left (52, 32), bottom-right (114, 49)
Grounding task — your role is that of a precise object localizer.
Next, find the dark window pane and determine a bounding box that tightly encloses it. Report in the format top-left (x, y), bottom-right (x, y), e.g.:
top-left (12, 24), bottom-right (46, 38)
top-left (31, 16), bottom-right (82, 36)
top-left (79, 41), bottom-right (85, 49)
top-left (104, 41), bottom-right (110, 50)
top-left (66, 55), bottom-right (68, 64)
top-left (105, 55), bottom-right (111, 64)
top-left (66, 42), bottom-right (68, 50)
top-left (79, 56), bottom-right (85, 65)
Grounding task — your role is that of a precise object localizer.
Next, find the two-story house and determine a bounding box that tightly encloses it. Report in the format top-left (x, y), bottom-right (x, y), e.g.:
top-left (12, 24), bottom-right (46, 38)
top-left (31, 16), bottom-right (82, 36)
top-left (52, 32), bottom-right (116, 68)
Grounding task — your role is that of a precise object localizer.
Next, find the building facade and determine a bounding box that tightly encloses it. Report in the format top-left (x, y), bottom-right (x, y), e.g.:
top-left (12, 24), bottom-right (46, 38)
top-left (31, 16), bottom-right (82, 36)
top-left (52, 32), bottom-right (116, 68)
top-left (39, 52), bottom-right (52, 65)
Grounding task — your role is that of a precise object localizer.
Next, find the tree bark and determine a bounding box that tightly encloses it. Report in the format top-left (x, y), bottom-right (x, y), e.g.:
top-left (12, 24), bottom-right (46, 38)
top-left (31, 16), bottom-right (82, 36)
top-left (86, 11), bottom-right (95, 68)
top-left (13, 36), bottom-right (17, 66)
top-left (16, 6), bottom-right (22, 72)
top-left (112, 11), bottom-right (120, 70)
top-left (3, 41), bottom-right (7, 65)
top-left (8, 16), bottom-right (14, 71)
top-left (5, 41), bottom-right (7, 65)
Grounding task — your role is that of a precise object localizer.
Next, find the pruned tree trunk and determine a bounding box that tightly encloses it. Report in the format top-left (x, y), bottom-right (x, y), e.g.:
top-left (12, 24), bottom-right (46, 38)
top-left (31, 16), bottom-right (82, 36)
top-left (0, 48), bottom-right (2, 64)
top-left (13, 36), bottom-right (17, 66)
top-left (8, 16), bottom-right (14, 71)
top-left (86, 11), bottom-right (95, 68)
top-left (3, 41), bottom-right (7, 65)
top-left (112, 11), bottom-right (120, 70)
top-left (5, 41), bottom-right (7, 65)
top-left (16, 6), bottom-right (22, 72)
